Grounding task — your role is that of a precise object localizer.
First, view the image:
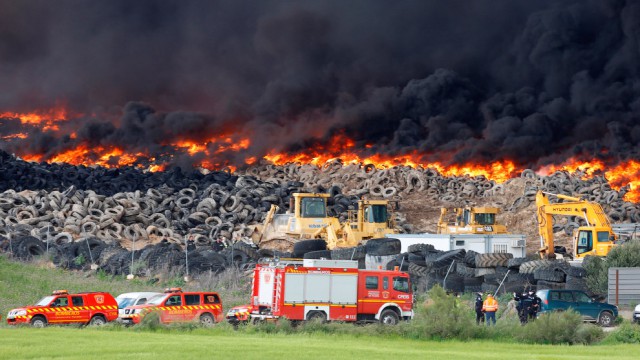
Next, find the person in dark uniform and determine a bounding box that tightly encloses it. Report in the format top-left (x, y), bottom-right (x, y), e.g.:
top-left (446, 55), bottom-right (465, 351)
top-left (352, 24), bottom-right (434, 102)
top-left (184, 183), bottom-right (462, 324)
top-left (519, 291), bottom-right (533, 325)
top-left (528, 290), bottom-right (542, 321)
top-left (513, 292), bottom-right (522, 319)
top-left (475, 292), bottom-right (485, 325)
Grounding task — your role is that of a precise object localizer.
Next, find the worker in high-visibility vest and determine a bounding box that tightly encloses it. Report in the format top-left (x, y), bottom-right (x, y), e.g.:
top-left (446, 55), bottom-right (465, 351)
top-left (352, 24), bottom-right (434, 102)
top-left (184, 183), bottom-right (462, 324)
top-left (482, 293), bottom-right (499, 326)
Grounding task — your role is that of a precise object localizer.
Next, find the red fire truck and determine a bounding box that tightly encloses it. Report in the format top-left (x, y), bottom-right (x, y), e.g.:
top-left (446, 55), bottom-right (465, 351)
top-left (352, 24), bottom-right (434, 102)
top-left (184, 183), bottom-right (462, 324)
top-left (234, 259), bottom-right (413, 324)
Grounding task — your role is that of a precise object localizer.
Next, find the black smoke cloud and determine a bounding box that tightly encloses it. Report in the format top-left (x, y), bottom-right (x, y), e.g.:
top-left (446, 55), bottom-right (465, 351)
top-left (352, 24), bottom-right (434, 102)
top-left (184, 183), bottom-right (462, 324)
top-left (1, 0), bottom-right (639, 170)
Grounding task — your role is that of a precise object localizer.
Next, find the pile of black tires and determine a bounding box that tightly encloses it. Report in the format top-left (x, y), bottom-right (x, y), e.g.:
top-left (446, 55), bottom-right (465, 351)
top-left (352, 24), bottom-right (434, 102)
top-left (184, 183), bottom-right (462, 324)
top-left (0, 234), bottom-right (265, 276)
top-left (402, 245), bottom-right (589, 294)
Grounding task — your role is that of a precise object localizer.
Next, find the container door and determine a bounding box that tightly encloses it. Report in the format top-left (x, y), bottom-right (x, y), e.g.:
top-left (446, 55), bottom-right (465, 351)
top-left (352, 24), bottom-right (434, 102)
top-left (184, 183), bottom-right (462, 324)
top-left (329, 274), bottom-right (358, 321)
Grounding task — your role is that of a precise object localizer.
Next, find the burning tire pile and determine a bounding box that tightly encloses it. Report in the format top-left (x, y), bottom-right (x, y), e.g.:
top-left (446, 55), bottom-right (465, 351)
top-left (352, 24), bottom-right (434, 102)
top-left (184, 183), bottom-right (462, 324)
top-left (0, 149), bottom-right (638, 291)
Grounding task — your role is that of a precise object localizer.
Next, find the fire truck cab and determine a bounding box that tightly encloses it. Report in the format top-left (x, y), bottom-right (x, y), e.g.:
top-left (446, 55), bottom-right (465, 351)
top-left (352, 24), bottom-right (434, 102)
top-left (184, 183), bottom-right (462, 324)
top-left (6, 290), bottom-right (118, 327)
top-left (245, 259), bottom-right (413, 325)
top-left (120, 288), bottom-right (223, 326)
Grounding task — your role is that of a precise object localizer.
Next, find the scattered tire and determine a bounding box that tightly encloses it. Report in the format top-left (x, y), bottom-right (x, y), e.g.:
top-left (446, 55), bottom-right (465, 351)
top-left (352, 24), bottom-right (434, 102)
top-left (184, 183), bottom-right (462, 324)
top-left (536, 280), bottom-right (565, 290)
top-left (364, 238), bottom-right (401, 256)
top-left (408, 262), bottom-right (429, 277)
top-left (292, 239), bottom-right (327, 258)
top-left (330, 246), bottom-right (365, 260)
top-left (534, 268), bottom-right (566, 282)
top-left (506, 257), bottom-right (528, 269)
top-left (303, 250), bottom-right (331, 259)
top-left (475, 253), bottom-right (513, 268)
top-left (407, 243), bottom-right (435, 255)
top-left (519, 260), bottom-right (556, 274)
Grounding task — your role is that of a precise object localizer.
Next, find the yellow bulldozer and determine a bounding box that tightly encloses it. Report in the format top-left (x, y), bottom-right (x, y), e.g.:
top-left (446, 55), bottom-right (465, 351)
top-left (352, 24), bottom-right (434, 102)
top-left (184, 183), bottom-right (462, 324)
top-left (252, 192), bottom-right (397, 250)
top-left (436, 206), bottom-right (508, 235)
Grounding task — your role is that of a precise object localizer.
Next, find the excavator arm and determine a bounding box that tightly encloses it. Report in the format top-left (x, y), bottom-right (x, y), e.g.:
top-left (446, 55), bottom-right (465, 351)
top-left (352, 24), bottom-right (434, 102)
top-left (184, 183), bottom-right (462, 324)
top-left (536, 191), bottom-right (615, 259)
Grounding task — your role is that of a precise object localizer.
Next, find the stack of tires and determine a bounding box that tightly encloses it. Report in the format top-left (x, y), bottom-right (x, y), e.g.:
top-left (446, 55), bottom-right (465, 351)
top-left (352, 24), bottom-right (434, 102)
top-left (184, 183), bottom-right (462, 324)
top-left (402, 244), bottom-right (589, 295)
top-left (256, 238), bottom-right (402, 271)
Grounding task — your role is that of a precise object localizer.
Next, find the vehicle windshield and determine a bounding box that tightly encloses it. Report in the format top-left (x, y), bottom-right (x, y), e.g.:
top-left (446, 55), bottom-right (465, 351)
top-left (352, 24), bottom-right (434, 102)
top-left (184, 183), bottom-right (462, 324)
top-left (366, 205), bottom-right (388, 223)
top-left (117, 297), bottom-right (137, 309)
top-left (474, 213), bottom-right (495, 225)
top-left (300, 197), bottom-right (326, 218)
top-left (35, 296), bottom-right (55, 306)
top-left (393, 277), bottom-right (410, 293)
top-left (146, 294), bottom-right (169, 305)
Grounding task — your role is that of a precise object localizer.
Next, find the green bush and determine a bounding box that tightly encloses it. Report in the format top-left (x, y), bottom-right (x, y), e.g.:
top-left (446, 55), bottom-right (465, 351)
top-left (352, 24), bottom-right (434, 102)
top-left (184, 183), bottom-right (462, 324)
top-left (135, 311), bottom-right (162, 332)
top-left (515, 310), bottom-right (603, 344)
top-left (406, 285), bottom-right (478, 340)
top-left (602, 323), bottom-right (640, 344)
top-left (585, 241), bottom-right (640, 294)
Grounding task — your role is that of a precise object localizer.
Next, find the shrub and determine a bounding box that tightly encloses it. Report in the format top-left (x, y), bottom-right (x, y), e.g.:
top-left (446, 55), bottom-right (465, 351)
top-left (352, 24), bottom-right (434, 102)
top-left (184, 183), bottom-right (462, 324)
top-left (602, 323), bottom-right (640, 344)
top-left (407, 285), bottom-right (478, 340)
top-left (135, 311), bottom-right (162, 332)
top-left (516, 310), bottom-right (603, 344)
top-left (585, 241), bottom-right (640, 294)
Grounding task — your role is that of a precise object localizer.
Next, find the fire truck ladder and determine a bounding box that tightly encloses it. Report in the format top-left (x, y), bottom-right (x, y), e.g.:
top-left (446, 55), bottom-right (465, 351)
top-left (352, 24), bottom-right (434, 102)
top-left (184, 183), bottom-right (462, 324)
top-left (273, 272), bottom-right (283, 314)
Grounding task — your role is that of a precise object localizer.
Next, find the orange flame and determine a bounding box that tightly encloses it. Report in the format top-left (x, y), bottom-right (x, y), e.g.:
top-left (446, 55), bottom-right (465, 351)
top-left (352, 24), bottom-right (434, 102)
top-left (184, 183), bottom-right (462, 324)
top-left (536, 158), bottom-right (639, 202)
top-left (3, 113), bottom-right (638, 203)
top-left (0, 107), bottom-right (70, 131)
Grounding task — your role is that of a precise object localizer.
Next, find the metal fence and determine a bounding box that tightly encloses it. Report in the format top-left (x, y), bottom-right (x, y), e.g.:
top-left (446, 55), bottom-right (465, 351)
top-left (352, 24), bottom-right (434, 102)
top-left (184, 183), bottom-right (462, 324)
top-left (608, 267), bottom-right (640, 306)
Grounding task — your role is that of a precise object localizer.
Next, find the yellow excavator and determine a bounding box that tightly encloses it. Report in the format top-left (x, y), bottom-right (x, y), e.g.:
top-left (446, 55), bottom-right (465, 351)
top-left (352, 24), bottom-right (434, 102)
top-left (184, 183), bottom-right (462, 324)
top-left (536, 190), bottom-right (617, 260)
top-left (253, 192), bottom-right (397, 250)
top-left (437, 206), bottom-right (508, 234)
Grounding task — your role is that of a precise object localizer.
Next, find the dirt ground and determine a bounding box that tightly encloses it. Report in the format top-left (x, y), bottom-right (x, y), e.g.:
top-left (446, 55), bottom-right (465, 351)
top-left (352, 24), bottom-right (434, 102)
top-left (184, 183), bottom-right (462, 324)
top-left (392, 177), bottom-right (572, 257)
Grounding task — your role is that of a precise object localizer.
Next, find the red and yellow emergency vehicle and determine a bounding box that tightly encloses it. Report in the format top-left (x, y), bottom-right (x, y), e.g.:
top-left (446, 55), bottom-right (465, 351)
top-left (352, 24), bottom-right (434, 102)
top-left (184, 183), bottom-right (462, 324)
top-left (120, 288), bottom-right (223, 326)
top-left (226, 304), bottom-right (253, 325)
top-left (232, 259), bottom-right (413, 324)
top-left (6, 290), bottom-right (118, 327)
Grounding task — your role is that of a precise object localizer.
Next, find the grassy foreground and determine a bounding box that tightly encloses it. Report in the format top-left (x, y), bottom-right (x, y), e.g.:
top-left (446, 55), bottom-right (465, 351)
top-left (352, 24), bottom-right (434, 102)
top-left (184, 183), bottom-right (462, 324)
top-left (0, 327), bottom-right (638, 360)
top-left (0, 255), bottom-right (250, 317)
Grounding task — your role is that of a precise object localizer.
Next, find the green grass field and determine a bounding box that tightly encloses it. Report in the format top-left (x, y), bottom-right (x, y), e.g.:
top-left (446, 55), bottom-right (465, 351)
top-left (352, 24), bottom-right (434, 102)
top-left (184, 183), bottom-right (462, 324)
top-left (0, 327), bottom-right (638, 360)
top-left (2, 254), bottom-right (640, 358)
top-left (0, 254), bottom-right (250, 317)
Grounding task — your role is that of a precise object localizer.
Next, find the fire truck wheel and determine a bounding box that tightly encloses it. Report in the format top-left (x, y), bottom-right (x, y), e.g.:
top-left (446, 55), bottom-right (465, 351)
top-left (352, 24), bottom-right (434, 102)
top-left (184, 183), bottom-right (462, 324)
top-left (199, 313), bottom-right (215, 327)
top-left (31, 316), bottom-right (47, 328)
top-left (380, 309), bottom-right (399, 325)
top-left (306, 311), bottom-right (327, 323)
top-left (89, 315), bottom-right (107, 326)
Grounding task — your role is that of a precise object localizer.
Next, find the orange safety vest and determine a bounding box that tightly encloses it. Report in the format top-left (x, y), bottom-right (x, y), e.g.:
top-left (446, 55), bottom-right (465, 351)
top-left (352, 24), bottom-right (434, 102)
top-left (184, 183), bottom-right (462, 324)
top-left (482, 297), bottom-right (498, 312)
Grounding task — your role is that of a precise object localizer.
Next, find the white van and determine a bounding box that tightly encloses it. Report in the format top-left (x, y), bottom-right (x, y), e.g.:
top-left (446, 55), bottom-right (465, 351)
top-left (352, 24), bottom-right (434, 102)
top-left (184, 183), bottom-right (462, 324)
top-left (116, 292), bottom-right (163, 318)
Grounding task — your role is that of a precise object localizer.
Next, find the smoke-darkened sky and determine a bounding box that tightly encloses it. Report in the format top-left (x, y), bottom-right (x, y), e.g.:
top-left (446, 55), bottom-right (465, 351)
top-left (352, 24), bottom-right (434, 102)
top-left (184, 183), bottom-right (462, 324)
top-left (1, 0), bottom-right (639, 169)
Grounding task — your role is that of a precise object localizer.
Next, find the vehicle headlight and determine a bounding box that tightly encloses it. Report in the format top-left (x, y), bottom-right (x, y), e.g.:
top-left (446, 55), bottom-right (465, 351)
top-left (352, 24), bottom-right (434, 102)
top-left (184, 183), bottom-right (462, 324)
top-left (227, 309), bottom-right (237, 315)
top-left (8, 310), bottom-right (26, 318)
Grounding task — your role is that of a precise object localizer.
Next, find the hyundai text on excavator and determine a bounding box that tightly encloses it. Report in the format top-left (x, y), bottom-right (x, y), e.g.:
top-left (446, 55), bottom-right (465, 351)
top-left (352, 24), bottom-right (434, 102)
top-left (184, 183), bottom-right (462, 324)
top-left (536, 190), bottom-right (617, 260)
top-left (252, 192), bottom-right (397, 250)
top-left (437, 206), bottom-right (509, 235)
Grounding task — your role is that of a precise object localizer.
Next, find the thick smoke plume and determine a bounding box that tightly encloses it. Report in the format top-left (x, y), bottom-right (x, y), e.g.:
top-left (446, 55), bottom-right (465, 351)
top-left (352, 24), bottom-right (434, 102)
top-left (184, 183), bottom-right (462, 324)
top-left (0, 0), bottom-right (639, 170)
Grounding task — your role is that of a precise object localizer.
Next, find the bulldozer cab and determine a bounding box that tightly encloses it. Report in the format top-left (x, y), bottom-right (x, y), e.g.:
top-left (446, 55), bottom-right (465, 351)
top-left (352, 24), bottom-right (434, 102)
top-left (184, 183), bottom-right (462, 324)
top-left (299, 196), bottom-right (327, 218)
top-left (437, 206), bottom-right (508, 234)
top-left (363, 203), bottom-right (388, 224)
top-left (575, 226), bottom-right (616, 259)
top-left (255, 193), bottom-right (340, 247)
